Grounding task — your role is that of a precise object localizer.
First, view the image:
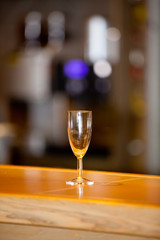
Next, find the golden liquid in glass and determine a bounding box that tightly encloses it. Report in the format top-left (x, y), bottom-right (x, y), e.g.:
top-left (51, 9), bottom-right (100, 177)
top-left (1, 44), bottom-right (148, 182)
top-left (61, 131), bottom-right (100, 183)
top-left (68, 129), bottom-right (91, 159)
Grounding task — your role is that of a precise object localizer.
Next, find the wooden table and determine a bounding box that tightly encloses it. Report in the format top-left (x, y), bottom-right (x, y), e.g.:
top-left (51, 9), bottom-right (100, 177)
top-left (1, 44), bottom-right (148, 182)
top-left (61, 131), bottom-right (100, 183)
top-left (0, 165), bottom-right (160, 240)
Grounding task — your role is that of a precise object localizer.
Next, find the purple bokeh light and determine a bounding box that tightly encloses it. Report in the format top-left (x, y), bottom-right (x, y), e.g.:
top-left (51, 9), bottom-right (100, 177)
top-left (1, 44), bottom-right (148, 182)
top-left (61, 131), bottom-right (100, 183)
top-left (63, 59), bottom-right (89, 80)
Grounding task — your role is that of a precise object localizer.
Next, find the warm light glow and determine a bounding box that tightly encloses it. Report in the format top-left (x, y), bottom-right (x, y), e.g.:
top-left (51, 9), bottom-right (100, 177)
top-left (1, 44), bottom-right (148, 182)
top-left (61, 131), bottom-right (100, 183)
top-left (0, 123), bottom-right (14, 137)
top-left (93, 60), bottom-right (112, 78)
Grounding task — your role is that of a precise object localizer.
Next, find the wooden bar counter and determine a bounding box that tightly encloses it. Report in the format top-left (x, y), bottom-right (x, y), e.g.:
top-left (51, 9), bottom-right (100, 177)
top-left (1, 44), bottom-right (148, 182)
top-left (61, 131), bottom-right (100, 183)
top-left (0, 164), bottom-right (160, 240)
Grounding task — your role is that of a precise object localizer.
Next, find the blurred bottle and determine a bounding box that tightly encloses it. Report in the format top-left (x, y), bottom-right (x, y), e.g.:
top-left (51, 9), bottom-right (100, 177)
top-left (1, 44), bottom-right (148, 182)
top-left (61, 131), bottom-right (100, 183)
top-left (5, 11), bottom-right (67, 161)
top-left (47, 11), bottom-right (65, 53)
top-left (46, 11), bottom-right (69, 148)
top-left (6, 11), bottom-right (52, 102)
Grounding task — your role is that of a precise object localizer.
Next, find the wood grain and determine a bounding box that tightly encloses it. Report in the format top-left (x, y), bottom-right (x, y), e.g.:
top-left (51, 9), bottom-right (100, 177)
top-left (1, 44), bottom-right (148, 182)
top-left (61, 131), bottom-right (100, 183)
top-left (0, 165), bottom-right (160, 239)
top-left (0, 223), bottom-right (158, 240)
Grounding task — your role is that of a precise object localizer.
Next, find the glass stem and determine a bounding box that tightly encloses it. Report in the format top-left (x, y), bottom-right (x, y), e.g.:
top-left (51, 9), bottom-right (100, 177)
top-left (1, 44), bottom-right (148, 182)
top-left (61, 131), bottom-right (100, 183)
top-left (77, 158), bottom-right (83, 179)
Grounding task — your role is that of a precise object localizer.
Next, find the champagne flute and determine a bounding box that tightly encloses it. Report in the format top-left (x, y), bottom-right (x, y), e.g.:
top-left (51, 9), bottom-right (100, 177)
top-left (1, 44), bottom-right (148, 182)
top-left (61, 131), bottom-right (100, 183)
top-left (66, 110), bottom-right (94, 185)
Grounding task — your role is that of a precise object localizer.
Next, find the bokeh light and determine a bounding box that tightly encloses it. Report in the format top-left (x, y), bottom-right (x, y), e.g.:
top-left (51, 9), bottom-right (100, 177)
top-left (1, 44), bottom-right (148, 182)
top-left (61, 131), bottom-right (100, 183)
top-left (93, 60), bottom-right (112, 78)
top-left (129, 49), bottom-right (145, 68)
top-left (63, 59), bottom-right (89, 80)
top-left (86, 15), bottom-right (107, 63)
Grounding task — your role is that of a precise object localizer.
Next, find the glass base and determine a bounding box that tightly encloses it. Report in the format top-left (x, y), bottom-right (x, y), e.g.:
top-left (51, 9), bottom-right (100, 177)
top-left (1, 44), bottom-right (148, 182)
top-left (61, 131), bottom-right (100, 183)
top-left (66, 177), bottom-right (94, 185)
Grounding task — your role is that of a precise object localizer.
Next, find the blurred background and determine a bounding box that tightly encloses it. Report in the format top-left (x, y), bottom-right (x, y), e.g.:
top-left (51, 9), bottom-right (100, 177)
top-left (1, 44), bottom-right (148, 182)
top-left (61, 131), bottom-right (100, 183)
top-left (0, 0), bottom-right (160, 175)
